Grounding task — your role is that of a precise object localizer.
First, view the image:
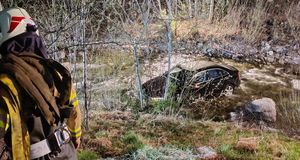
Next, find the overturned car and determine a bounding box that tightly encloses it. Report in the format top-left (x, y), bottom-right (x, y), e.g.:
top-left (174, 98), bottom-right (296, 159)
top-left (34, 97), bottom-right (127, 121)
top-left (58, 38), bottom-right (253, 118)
top-left (142, 62), bottom-right (240, 103)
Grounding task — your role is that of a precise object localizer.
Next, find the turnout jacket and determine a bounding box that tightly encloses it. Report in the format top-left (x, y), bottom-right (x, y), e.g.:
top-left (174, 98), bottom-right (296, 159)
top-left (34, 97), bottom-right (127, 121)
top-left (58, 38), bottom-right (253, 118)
top-left (0, 52), bottom-right (81, 159)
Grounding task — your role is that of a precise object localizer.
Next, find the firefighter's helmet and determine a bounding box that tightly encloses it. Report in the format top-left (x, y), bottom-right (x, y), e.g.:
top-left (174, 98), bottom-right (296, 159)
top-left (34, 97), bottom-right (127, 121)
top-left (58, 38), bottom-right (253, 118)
top-left (0, 7), bottom-right (38, 46)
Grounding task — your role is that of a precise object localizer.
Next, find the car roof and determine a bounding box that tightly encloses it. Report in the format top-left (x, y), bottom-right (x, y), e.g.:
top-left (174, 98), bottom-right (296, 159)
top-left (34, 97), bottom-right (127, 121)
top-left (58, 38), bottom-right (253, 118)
top-left (174, 61), bottom-right (238, 72)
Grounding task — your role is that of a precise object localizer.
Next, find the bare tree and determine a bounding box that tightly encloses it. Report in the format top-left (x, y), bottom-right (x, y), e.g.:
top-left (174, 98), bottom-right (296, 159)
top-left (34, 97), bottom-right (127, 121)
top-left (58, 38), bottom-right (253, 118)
top-left (133, 42), bottom-right (143, 107)
top-left (163, 0), bottom-right (173, 99)
top-left (194, 0), bottom-right (198, 17)
top-left (209, 0), bottom-right (215, 23)
top-left (188, 0), bottom-right (192, 18)
top-left (80, 0), bottom-right (89, 130)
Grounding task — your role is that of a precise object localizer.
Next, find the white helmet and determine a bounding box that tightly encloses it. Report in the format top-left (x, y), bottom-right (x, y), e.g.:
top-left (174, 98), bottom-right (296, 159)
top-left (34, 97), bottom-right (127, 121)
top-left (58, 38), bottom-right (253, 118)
top-left (0, 7), bottom-right (38, 46)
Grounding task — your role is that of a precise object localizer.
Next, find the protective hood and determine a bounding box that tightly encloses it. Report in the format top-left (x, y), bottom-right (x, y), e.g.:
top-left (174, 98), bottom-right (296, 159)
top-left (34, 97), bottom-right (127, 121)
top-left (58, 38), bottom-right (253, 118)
top-left (0, 31), bottom-right (48, 58)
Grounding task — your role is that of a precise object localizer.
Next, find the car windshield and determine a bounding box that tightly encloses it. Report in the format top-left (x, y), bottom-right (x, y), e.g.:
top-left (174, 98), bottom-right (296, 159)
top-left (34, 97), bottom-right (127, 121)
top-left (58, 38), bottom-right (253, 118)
top-left (191, 71), bottom-right (207, 82)
top-left (168, 66), bottom-right (184, 81)
top-left (170, 66), bottom-right (182, 74)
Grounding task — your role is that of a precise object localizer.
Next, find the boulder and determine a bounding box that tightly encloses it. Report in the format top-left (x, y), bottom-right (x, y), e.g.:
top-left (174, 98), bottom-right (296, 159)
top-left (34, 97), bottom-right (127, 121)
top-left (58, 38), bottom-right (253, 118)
top-left (265, 56), bottom-right (275, 63)
top-left (289, 56), bottom-right (300, 65)
top-left (244, 98), bottom-right (277, 122)
top-left (267, 50), bottom-right (274, 56)
top-left (291, 79), bottom-right (300, 90)
top-left (293, 43), bottom-right (299, 50)
top-left (197, 42), bottom-right (204, 48)
top-left (230, 98), bottom-right (277, 124)
top-left (261, 42), bottom-right (272, 52)
top-left (273, 46), bottom-right (288, 55)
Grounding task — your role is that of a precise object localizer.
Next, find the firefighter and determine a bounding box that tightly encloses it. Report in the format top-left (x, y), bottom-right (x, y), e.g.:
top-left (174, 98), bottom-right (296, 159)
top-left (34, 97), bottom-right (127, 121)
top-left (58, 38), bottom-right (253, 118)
top-left (0, 7), bottom-right (81, 159)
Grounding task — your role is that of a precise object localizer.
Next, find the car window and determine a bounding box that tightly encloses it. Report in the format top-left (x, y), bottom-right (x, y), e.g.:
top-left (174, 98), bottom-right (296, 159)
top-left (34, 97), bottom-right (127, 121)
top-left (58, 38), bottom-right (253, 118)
top-left (208, 69), bottom-right (223, 79)
top-left (220, 69), bottom-right (229, 76)
top-left (169, 72), bottom-right (182, 84)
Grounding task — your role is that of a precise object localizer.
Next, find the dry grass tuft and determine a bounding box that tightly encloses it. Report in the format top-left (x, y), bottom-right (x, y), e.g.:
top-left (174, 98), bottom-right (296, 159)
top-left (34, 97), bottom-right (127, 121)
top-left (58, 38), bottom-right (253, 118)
top-left (235, 137), bottom-right (258, 152)
top-left (276, 91), bottom-right (300, 135)
top-left (286, 2), bottom-right (300, 41)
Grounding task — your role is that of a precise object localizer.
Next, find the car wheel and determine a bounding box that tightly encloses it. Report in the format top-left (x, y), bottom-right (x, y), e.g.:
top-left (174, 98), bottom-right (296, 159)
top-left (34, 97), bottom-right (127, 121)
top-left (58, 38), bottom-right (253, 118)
top-left (222, 84), bottom-right (234, 96)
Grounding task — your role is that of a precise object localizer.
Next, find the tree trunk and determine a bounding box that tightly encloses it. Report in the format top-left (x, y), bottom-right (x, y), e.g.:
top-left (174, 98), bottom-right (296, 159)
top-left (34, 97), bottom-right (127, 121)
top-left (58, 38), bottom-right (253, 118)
top-left (202, 0), bottom-right (206, 13)
top-left (51, 0), bottom-right (58, 61)
top-left (133, 42), bottom-right (143, 108)
top-left (164, 0), bottom-right (172, 99)
top-left (174, 0), bottom-right (178, 37)
top-left (188, 0), bottom-right (192, 18)
top-left (194, 0), bottom-right (198, 18)
top-left (81, 0), bottom-right (89, 131)
top-left (209, 0), bottom-right (214, 23)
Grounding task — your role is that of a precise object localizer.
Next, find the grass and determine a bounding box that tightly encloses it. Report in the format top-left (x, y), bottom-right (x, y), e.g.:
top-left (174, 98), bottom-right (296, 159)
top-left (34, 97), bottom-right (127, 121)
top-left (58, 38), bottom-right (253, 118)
top-left (148, 98), bottom-right (180, 116)
top-left (94, 52), bottom-right (134, 77)
top-left (73, 50), bottom-right (134, 82)
top-left (132, 145), bottom-right (196, 160)
top-left (80, 111), bottom-right (300, 159)
top-left (276, 90), bottom-right (300, 135)
top-left (240, 1), bottom-right (269, 44)
top-left (73, 50), bottom-right (137, 113)
top-left (78, 150), bottom-right (98, 160)
top-left (122, 131), bottom-right (145, 154)
top-left (286, 1), bottom-right (300, 41)
top-left (217, 144), bottom-right (233, 157)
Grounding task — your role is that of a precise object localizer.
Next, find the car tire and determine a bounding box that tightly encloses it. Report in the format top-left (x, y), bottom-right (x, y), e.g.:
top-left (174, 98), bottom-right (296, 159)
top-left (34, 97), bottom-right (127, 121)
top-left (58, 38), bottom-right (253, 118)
top-left (221, 84), bottom-right (234, 97)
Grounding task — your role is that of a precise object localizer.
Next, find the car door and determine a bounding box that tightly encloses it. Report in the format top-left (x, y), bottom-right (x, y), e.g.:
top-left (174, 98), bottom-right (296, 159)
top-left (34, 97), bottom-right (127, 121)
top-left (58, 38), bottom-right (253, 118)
top-left (187, 70), bottom-right (210, 98)
top-left (207, 68), bottom-right (225, 96)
